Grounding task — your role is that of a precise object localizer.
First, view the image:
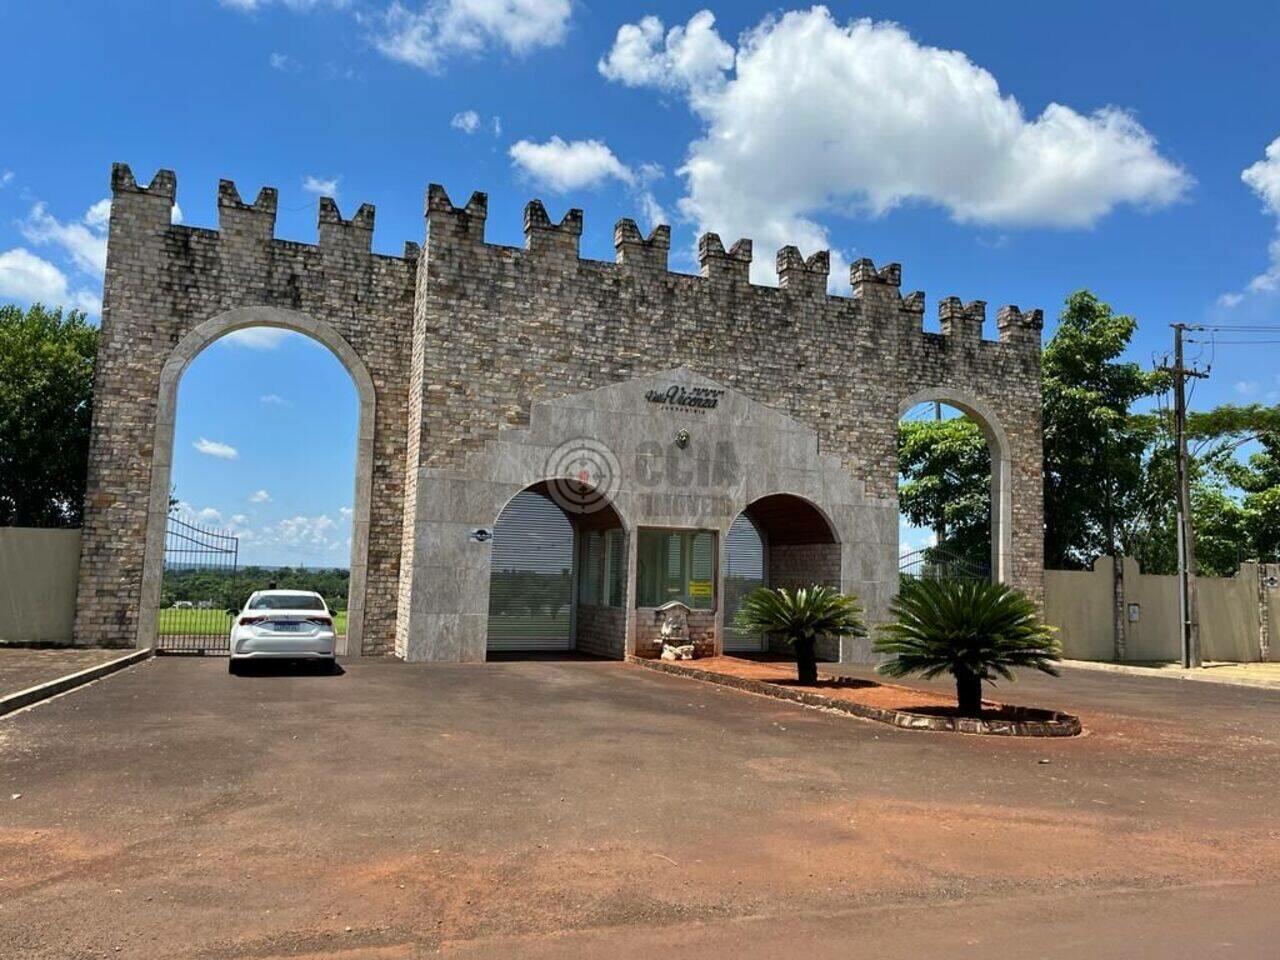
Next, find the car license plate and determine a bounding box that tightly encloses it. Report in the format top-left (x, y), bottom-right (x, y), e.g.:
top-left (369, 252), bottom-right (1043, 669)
top-left (273, 621), bottom-right (301, 632)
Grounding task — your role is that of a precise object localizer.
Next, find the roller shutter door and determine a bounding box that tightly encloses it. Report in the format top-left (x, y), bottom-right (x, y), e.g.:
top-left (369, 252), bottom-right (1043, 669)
top-left (487, 491), bottom-right (574, 651)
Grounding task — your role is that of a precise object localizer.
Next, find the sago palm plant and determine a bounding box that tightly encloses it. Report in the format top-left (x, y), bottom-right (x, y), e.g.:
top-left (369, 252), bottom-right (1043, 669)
top-left (734, 585), bottom-right (866, 684)
top-left (874, 578), bottom-right (1060, 717)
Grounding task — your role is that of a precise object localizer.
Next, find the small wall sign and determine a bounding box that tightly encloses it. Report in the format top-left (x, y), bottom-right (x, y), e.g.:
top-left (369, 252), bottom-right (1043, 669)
top-left (470, 528), bottom-right (493, 543)
top-left (644, 384), bottom-right (724, 413)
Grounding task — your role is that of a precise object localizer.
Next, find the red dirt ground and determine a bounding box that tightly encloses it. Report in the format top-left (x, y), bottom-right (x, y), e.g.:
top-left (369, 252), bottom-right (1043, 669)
top-left (676, 655), bottom-right (1036, 718)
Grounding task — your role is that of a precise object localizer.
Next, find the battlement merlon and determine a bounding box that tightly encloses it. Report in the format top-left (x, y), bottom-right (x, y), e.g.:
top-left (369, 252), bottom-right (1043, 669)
top-left (524, 200), bottom-right (583, 257)
top-left (996, 305), bottom-right (1045, 349)
top-left (614, 219), bottom-right (670, 271)
top-left (777, 246), bottom-right (830, 297)
top-left (939, 297), bottom-right (985, 342)
top-left (319, 197), bottom-right (375, 256)
top-left (110, 163), bottom-right (177, 233)
top-left (698, 233), bottom-right (752, 283)
top-left (217, 179), bottom-right (279, 247)
top-left (425, 183), bottom-right (488, 245)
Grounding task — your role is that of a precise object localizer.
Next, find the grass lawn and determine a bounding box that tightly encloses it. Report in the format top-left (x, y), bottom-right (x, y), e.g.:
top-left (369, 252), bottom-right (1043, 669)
top-left (157, 608), bottom-right (348, 637)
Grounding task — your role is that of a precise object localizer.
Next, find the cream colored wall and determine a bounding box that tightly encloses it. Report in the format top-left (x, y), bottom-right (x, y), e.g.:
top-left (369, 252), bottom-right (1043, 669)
top-left (0, 528), bottom-right (81, 644)
top-left (1122, 557), bottom-right (1181, 661)
top-left (1045, 555), bottom-right (1267, 663)
top-left (1198, 564), bottom-right (1261, 662)
top-left (1044, 558), bottom-right (1113, 660)
top-left (1267, 565), bottom-right (1280, 663)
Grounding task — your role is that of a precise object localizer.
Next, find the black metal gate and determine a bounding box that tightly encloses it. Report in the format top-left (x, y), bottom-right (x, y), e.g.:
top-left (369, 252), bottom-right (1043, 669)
top-left (899, 547), bottom-right (991, 583)
top-left (159, 516), bottom-right (240, 654)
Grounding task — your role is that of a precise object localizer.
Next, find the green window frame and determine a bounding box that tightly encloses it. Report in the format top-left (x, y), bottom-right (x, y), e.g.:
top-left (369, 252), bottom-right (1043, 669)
top-left (635, 528), bottom-right (716, 610)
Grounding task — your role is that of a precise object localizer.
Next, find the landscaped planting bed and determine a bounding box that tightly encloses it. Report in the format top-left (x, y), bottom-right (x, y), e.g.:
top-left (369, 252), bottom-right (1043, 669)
top-left (632, 655), bottom-right (1082, 737)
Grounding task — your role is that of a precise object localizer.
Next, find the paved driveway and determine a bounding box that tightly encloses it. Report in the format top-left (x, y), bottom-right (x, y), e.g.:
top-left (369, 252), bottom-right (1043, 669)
top-left (1, 656), bottom-right (1279, 958)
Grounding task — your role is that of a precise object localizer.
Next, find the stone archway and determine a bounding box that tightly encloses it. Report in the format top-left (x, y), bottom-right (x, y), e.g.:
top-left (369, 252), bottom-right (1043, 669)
top-left (137, 306), bottom-right (376, 656)
top-left (897, 387), bottom-right (1013, 585)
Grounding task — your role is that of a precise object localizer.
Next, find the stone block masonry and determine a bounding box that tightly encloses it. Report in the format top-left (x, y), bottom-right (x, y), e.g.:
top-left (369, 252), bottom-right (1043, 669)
top-left (74, 165), bottom-right (1044, 660)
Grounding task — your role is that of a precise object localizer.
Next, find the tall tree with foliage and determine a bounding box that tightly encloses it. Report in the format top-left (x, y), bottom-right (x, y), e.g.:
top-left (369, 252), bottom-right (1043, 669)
top-left (0, 303), bottom-right (98, 526)
top-left (1041, 291), bottom-right (1165, 568)
top-left (1127, 404), bottom-right (1280, 574)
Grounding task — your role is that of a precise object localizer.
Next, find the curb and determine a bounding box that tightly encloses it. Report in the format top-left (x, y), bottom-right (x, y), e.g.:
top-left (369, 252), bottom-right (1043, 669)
top-left (1061, 659), bottom-right (1280, 691)
top-left (629, 656), bottom-right (1081, 737)
top-left (0, 648), bottom-right (153, 718)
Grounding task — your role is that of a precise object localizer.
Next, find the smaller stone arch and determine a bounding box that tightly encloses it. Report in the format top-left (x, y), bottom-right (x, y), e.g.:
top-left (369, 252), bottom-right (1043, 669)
top-left (724, 491), bottom-right (845, 657)
top-left (485, 479), bottom-right (628, 658)
top-left (897, 387), bottom-right (1013, 585)
top-left (138, 306), bottom-right (376, 655)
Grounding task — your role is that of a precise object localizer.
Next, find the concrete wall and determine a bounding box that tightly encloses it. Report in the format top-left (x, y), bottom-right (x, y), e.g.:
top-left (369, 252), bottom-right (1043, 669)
top-left (1265, 564), bottom-right (1280, 662)
top-left (1045, 555), bottom-right (1269, 662)
top-left (0, 528), bottom-right (81, 644)
top-left (1044, 559), bottom-right (1113, 661)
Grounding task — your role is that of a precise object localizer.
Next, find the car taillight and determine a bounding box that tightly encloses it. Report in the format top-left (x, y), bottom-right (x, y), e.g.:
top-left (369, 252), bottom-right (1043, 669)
top-left (307, 616), bottom-right (332, 627)
top-left (239, 615), bottom-right (267, 626)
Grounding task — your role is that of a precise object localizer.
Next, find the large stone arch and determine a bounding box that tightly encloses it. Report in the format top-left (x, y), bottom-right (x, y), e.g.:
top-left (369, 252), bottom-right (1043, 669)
top-left (897, 386), bottom-right (1013, 585)
top-left (137, 306), bottom-right (376, 656)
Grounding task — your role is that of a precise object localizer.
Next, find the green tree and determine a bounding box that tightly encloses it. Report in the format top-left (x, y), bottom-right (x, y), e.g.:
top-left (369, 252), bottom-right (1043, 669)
top-left (734, 585), bottom-right (866, 684)
top-left (0, 303), bottom-right (98, 526)
top-left (1125, 404), bottom-right (1280, 575)
top-left (874, 579), bottom-right (1061, 717)
top-left (898, 417), bottom-right (991, 570)
top-left (1041, 291), bottom-right (1165, 568)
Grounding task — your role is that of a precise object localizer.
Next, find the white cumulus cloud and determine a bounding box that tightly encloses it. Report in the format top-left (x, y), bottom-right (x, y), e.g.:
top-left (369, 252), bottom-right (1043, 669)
top-left (221, 0), bottom-right (349, 11)
top-left (451, 109), bottom-right (481, 134)
top-left (373, 0), bottom-right (571, 71)
top-left (20, 200), bottom-right (110, 276)
top-left (249, 489), bottom-right (272, 503)
top-left (598, 10), bottom-right (733, 103)
top-left (220, 326), bottom-right (297, 349)
top-left (509, 136), bottom-right (636, 193)
top-left (0, 248), bottom-right (101, 314)
top-left (601, 8), bottom-right (1191, 286)
top-left (303, 175), bottom-right (340, 197)
top-left (1230, 135), bottom-right (1280, 300)
top-left (194, 438), bottom-right (239, 460)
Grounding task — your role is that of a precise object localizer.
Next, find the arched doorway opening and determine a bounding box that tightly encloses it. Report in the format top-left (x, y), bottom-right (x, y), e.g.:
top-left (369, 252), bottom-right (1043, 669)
top-left (723, 494), bottom-right (841, 657)
top-left (486, 480), bottom-right (627, 658)
top-left (897, 389), bottom-right (1011, 585)
top-left (141, 307), bottom-right (374, 656)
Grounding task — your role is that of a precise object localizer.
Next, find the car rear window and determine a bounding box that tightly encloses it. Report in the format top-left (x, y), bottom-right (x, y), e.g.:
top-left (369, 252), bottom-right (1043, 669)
top-left (248, 593), bottom-right (325, 611)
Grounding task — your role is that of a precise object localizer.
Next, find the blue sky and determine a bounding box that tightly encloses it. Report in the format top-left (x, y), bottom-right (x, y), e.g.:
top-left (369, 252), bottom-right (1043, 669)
top-left (3, 1), bottom-right (1280, 564)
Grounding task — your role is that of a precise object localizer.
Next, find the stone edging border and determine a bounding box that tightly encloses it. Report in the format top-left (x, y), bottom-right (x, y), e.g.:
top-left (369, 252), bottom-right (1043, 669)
top-left (0, 648), bottom-right (154, 718)
top-left (629, 656), bottom-right (1082, 737)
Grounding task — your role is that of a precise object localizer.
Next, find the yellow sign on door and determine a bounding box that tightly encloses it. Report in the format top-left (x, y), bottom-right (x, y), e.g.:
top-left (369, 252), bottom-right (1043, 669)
top-left (688, 581), bottom-right (713, 598)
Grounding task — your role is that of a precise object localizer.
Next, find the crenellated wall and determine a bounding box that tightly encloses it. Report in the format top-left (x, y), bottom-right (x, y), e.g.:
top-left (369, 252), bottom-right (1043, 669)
top-left (75, 165), bottom-right (1044, 661)
top-left (75, 165), bottom-right (415, 655)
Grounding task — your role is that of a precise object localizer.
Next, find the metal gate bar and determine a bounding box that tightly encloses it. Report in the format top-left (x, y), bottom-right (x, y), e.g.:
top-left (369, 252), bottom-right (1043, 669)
top-left (160, 517), bottom-right (239, 655)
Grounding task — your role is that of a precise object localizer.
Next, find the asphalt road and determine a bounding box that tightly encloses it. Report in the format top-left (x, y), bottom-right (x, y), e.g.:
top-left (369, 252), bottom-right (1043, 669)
top-left (1, 656), bottom-right (1278, 958)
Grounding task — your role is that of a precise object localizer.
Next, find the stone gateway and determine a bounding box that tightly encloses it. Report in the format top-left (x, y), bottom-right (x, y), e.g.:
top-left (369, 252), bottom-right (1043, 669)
top-left (73, 165), bottom-right (1044, 662)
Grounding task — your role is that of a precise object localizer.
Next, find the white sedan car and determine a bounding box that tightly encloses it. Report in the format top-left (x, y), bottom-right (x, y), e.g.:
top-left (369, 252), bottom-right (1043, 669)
top-left (228, 590), bottom-right (337, 673)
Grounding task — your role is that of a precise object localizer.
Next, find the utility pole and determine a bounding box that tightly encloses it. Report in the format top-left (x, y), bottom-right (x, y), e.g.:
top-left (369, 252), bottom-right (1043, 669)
top-left (1161, 324), bottom-right (1209, 668)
